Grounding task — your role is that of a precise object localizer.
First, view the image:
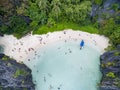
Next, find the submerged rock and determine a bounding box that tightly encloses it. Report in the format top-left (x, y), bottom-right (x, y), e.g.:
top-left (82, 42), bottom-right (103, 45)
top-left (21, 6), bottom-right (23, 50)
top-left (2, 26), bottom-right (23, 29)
top-left (0, 54), bottom-right (35, 90)
top-left (100, 49), bottom-right (120, 90)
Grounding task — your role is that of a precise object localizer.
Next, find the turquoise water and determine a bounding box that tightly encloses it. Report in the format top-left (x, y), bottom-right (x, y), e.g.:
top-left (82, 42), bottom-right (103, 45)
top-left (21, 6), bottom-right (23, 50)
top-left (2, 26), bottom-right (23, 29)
top-left (25, 40), bottom-right (101, 90)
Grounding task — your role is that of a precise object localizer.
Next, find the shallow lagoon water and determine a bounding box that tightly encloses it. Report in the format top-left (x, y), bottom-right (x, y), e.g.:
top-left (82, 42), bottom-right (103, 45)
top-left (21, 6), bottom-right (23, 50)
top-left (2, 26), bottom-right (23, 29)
top-left (25, 40), bottom-right (102, 90)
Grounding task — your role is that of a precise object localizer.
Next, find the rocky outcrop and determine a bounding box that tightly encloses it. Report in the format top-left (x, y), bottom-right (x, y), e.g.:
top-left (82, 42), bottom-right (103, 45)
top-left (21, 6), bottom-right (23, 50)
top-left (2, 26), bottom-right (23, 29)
top-left (100, 47), bottom-right (120, 90)
top-left (91, 0), bottom-right (120, 23)
top-left (0, 54), bottom-right (35, 90)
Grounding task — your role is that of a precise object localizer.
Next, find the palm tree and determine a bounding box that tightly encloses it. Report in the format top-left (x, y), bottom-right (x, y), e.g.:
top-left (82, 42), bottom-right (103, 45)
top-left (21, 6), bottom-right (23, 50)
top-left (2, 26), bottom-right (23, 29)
top-left (51, 0), bottom-right (61, 21)
top-left (36, 0), bottom-right (50, 24)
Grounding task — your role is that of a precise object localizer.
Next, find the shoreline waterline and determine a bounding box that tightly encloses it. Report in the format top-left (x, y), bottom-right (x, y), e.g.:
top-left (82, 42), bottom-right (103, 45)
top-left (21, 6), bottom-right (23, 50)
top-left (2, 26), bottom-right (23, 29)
top-left (0, 29), bottom-right (109, 62)
top-left (0, 29), bottom-right (110, 90)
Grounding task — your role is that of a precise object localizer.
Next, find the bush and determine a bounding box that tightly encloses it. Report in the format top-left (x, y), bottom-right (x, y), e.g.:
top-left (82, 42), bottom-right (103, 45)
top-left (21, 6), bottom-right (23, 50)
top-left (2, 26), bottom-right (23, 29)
top-left (114, 52), bottom-right (120, 56)
top-left (106, 72), bottom-right (115, 78)
top-left (106, 62), bottom-right (115, 67)
top-left (110, 28), bottom-right (120, 46)
top-left (111, 3), bottom-right (119, 11)
top-left (33, 22), bottom-right (98, 34)
top-left (114, 78), bottom-right (120, 88)
top-left (2, 56), bottom-right (9, 61)
top-left (14, 69), bottom-right (29, 78)
top-left (47, 18), bottom-right (56, 27)
top-left (94, 0), bottom-right (103, 5)
top-left (99, 18), bottom-right (116, 37)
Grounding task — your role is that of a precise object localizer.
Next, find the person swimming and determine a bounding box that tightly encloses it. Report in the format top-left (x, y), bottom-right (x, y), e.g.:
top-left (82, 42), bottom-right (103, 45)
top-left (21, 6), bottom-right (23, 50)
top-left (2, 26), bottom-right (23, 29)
top-left (80, 40), bottom-right (84, 49)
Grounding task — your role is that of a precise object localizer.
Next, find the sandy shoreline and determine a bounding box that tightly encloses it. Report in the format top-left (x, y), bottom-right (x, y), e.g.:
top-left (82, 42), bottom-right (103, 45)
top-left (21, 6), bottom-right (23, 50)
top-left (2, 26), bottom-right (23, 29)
top-left (0, 29), bottom-right (109, 62)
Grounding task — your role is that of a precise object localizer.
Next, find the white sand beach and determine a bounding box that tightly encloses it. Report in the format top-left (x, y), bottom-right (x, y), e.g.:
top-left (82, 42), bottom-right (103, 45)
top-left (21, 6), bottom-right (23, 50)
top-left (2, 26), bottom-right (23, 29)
top-left (0, 29), bottom-right (109, 62)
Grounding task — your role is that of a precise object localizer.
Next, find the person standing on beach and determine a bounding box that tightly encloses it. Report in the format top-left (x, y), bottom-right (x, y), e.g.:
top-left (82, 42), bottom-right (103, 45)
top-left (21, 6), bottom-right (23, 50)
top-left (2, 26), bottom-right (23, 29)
top-left (80, 40), bottom-right (84, 49)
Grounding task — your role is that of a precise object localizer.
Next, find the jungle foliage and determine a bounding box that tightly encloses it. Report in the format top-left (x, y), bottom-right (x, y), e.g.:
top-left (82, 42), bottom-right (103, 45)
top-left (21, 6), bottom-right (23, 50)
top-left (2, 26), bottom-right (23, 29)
top-left (0, 0), bottom-right (92, 38)
top-left (0, 0), bottom-right (120, 46)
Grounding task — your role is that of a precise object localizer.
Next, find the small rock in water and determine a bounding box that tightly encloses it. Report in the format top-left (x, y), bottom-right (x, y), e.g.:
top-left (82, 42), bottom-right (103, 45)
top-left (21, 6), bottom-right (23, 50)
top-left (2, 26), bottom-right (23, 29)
top-left (58, 87), bottom-right (60, 90)
top-left (48, 73), bottom-right (52, 77)
top-left (58, 47), bottom-right (61, 49)
top-left (44, 76), bottom-right (46, 82)
top-left (28, 59), bottom-right (30, 61)
top-left (49, 85), bottom-right (53, 89)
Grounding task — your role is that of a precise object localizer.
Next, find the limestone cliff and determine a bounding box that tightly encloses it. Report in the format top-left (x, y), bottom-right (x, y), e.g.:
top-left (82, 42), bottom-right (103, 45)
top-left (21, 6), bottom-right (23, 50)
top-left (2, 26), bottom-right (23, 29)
top-left (0, 54), bottom-right (35, 90)
top-left (100, 45), bottom-right (120, 90)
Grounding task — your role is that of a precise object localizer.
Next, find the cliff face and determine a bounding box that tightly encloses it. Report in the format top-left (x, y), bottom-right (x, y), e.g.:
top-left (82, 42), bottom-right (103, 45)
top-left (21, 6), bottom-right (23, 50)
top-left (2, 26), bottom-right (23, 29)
top-left (100, 45), bottom-right (120, 90)
top-left (91, 0), bottom-right (120, 23)
top-left (0, 54), bottom-right (35, 90)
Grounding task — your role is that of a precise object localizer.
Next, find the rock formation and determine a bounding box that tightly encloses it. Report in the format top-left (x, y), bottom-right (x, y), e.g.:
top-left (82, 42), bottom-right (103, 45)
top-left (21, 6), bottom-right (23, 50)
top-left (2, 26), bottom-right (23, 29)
top-left (100, 46), bottom-right (120, 90)
top-left (0, 54), bottom-right (35, 90)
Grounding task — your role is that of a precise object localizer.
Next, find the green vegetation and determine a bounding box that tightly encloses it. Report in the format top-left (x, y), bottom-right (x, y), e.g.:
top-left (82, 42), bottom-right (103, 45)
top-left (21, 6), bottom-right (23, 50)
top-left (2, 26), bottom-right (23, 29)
top-left (114, 52), bottom-right (120, 56)
top-left (114, 78), bottom-right (120, 88)
top-left (0, 0), bottom-right (92, 38)
top-left (7, 62), bottom-right (12, 67)
top-left (101, 61), bottom-right (116, 68)
top-left (94, 0), bottom-right (103, 5)
top-left (111, 3), bottom-right (119, 11)
top-left (101, 63), bottom-right (105, 68)
top-left (28, 0), bottom-right (94, 35)
top-left (0, 1), bottom-right (120, 89)
top-left (0, 0), bottom-right (120, 46)
top-left (99, 18), bottom-right (120, 46)
top-left (104, 45), bottom-right (116, 51)
top-left (0, 15), bottom-right (32, 38)
top-left (110, 29), bottom-right (120, 46)
top-left (33, 22), bottom-right (98, 34)
top-left (1, 55), bottom-right (14, 61)
top-left (14, 69), bottom-right (29, 78)
top-left (106, 62), bottom-right (115, 67)
top-left (2, 56), bottom-right (10, 61)
top-left (106, 72), bottom-right (115, 78)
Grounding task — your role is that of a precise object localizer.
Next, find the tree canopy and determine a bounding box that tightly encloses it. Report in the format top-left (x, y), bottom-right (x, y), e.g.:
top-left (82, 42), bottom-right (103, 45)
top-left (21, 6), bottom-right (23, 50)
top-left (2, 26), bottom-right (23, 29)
top-left (0, 0), bottom-right (120, 46)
